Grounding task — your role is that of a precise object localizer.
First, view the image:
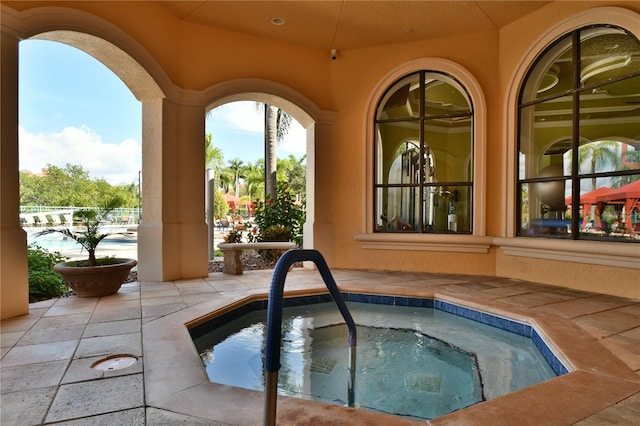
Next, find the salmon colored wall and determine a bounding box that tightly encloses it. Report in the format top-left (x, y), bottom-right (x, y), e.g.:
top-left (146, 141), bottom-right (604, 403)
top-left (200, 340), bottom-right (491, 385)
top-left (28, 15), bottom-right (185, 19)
top-left (4, 1), bottom-right (334, 108)
top-left (175, 22), bottom-right (330, 100)
top-left (493, 1), bottom-right (640, 298)
top-left (496, 253), bottom-right (639, 298)
top-left (326, 30), bottom-right (499, 275)
top-left (2, 1), bottom-right (637, 300)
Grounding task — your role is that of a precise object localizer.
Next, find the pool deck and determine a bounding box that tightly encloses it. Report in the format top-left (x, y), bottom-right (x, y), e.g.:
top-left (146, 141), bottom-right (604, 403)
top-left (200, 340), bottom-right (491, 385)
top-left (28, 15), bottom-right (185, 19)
top-left (1, 268), bottom-right (639, 425)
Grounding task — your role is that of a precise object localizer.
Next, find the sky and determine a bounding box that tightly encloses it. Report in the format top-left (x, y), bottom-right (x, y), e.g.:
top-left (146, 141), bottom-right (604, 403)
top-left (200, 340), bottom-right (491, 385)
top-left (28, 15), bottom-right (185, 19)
top-left (18, 40), bottom-right (306, 186)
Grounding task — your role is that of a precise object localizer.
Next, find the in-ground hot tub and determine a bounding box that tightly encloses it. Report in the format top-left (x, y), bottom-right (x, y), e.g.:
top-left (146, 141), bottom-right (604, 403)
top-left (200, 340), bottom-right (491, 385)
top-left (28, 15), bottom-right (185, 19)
top-left (190, 293), bottom-right (565, 420)
top-left (142, 270), bottom-right (640, 425)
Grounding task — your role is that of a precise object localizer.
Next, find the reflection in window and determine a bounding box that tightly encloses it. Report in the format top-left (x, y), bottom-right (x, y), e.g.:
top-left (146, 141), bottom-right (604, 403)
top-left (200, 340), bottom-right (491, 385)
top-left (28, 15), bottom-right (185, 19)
top-left (375, 71), bottom-right (473, 233)
top-left (517, 25), bottom-right (640, 242)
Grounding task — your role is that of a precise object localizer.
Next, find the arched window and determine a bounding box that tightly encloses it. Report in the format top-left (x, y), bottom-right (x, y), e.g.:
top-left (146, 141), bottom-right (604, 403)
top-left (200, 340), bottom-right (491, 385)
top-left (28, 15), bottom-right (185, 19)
top-left (517, 25), bottom-right (640, 242)
top-left (374, 71), bottom-right (473, 234)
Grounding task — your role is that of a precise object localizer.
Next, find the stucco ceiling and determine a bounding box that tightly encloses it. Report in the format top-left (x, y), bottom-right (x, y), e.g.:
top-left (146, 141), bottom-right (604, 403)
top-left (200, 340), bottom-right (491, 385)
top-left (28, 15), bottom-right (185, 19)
top-left (157, 1), bottom-right (551, 52)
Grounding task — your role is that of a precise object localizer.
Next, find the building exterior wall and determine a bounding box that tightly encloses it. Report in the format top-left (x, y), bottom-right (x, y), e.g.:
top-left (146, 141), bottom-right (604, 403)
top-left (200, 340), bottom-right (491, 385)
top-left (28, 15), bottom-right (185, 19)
top-left (330, 30), bottom-right (499, 277)
top-left (495, 2), bottom-right (640, 297)
top-left (1, 1), bottom-right (638, 319)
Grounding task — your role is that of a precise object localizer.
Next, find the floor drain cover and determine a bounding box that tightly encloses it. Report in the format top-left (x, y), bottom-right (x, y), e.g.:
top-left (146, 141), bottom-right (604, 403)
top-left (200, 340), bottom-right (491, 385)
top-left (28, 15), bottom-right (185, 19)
top-left (91, 355), bottom-right (138, 371)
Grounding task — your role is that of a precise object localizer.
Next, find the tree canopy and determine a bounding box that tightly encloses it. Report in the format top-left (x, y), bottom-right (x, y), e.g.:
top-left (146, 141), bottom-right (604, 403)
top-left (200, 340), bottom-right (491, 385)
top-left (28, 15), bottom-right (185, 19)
top-left (214, 155), bottom-right (306, 203)
top-left (20, 164), bottom-right (139, 207)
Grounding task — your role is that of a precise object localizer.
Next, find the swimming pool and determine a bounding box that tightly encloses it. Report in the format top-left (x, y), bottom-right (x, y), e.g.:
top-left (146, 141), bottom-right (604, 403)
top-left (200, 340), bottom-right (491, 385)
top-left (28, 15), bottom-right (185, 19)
top-left (26, 227), bottom-right (137, 259)
top-left (191, 293), bottom-right (564, 420)
top-left (27, 227), bottom-right (137, 247)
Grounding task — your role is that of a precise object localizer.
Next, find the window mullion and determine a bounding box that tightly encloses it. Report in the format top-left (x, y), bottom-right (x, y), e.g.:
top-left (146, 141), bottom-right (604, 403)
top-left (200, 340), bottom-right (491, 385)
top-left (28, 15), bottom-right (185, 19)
top-left (418, 71), bottom-right (426, 232)
top-left (570, 30), bottom-right (580, 240)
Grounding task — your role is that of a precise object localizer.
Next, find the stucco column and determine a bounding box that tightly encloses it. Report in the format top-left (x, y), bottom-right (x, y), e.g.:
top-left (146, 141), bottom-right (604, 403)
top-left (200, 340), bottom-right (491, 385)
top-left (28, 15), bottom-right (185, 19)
top-left (1, 30), bottom-right (29, 319)
top-left (305, 119), bottom-right (335, 265)
top-left (136, 98), bottom-right (208, 281)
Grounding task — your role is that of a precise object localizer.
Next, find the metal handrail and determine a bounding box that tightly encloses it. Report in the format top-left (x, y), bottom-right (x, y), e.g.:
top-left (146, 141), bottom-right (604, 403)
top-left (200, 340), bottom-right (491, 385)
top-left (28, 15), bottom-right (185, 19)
top-left (264, 249), bottom-right (357, 426)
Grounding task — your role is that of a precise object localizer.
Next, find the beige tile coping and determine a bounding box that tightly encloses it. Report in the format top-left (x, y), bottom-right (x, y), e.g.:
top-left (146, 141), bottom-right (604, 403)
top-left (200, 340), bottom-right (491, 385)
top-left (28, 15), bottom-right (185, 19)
top-left (143, 277), bottom-right (640, 425)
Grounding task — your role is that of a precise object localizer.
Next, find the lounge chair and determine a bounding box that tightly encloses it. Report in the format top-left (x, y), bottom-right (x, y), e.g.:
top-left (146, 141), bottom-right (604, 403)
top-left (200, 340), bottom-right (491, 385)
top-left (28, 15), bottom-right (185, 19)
top-left (46, 214), bottom-right (62, 226)
top-left (20, 215), bottom-right (34, 227)
top-left (216, 217), bottom-right (230, 230)
top-left (34, 214), bottom-right (48, 227)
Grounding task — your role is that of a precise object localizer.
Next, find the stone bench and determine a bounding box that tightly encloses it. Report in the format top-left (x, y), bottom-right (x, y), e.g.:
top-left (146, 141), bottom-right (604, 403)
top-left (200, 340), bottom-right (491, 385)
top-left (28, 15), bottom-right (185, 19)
top-left (217, 242), bottom-right (296, 275)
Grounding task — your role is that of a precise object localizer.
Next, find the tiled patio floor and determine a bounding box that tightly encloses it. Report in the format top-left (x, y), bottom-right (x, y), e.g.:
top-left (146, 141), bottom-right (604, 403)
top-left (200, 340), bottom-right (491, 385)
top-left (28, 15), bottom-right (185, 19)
top-left (1, 268), bottom-right (639, 425)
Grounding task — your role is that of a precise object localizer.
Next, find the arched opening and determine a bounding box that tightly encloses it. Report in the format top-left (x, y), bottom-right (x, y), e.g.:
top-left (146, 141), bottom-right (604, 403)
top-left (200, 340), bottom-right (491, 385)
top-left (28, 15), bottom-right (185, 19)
top-left (21, 30), bottom-right (167, 281)
top-left (2, 7), bottom-right (334, 319)
top-left (19, 38), bottom-right (142, 263)
top-left (1, 11), bottom-right (174, 318)
top-left (204, 100), bottom-right (308, 264)
top-left (204, 92), bottom-right (319, 256)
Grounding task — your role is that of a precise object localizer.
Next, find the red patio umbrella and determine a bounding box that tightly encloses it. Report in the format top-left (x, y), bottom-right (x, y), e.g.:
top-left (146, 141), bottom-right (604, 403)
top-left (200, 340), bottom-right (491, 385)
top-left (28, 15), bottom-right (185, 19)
top-left (240, 200), bottom-right (257, 217)
top-left (565, 187), bottom-right (613, 229)
top-left (595, 180), bottom-right (640, 233)
top-left (224, 193), bottom-right (240, 213)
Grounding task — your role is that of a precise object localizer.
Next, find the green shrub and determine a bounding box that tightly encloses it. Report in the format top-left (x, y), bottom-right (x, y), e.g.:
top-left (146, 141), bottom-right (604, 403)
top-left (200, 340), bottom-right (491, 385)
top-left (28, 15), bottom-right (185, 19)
top-left (248, 183), bottom-right (305, 263)
top-left (213, 188), bottom-right (229, 219)
top-left (224, 228), bottom-right (243, 243)
top-left (27, 244), bottom-right (68, 302)
top-left (250, 182), bottom-right (305, 247)
top-left (261, 224), bottom-right (291, 242)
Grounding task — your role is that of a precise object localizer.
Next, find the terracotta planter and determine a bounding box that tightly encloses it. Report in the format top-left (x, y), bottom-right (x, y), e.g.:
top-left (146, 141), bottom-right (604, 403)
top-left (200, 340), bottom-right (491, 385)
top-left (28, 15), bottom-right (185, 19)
top-left (53, 258), bottom-right (137, 297)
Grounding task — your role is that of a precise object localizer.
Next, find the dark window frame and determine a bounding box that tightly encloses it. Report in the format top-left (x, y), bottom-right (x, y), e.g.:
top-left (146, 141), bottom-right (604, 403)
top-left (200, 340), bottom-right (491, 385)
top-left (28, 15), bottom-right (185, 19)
top-left (374, 70), bottom-right (474, 234)
top-left (516, 25), bottom-right (640, 242)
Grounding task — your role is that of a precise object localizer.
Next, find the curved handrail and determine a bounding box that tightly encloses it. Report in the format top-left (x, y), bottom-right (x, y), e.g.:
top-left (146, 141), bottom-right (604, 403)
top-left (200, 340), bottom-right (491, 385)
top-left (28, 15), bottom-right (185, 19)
top-left (264, 249), bottom-right (357, 426)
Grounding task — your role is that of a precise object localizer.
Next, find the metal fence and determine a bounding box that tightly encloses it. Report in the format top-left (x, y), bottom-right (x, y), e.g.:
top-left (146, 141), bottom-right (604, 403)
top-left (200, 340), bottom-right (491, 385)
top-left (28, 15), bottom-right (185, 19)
top-left (20, 206), bottom-right (141, 227)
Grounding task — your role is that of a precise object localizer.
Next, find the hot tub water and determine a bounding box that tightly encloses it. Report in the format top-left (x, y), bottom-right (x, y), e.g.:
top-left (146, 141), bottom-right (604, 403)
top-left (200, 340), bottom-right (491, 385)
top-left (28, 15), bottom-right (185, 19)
top-left (193, 299), bottom-right (560, 420)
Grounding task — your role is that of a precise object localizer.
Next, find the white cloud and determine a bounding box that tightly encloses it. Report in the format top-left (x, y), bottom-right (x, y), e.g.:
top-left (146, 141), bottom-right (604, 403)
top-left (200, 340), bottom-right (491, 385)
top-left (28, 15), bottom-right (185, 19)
top-left (19, 125), bottom-right (141, 185)
top-left (214, 101), bottom-right (264, 132)
top-left (212, 101), bottom-right (306, 157)
top-left (280, 120), bottom-right (306, 156)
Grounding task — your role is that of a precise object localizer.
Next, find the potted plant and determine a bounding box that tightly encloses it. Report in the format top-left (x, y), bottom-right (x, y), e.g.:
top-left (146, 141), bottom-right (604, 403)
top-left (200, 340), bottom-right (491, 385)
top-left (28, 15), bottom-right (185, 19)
top-left (35, 198), bottom-right (137, 297)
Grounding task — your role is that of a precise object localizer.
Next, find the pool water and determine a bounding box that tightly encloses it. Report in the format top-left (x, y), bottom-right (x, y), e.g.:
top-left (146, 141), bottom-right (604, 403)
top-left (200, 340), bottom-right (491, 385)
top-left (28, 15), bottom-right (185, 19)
top-left (26, 228), bottom-right (136, 252)
top-left (193, 301), bottom-right (558, 420)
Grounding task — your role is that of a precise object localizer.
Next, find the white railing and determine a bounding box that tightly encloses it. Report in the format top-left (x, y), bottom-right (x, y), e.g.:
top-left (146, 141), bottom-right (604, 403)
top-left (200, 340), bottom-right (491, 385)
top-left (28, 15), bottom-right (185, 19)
top-left (20, 206), bottom-right (141, 227)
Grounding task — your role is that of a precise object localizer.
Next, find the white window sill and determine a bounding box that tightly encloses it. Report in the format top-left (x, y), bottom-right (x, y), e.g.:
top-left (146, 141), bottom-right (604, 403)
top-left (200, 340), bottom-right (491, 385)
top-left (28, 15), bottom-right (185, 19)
top-left (354, 233), bottom-right (494, 253)
top-left (355, 233), bottom-right (639, 269)
top-left (494, 237), bottom-right (640, 270)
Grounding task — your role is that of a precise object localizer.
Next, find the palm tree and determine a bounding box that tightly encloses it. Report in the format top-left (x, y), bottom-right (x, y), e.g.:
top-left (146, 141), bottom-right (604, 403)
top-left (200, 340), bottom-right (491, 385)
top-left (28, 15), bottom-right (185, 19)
top-left (217, 168), bottom-right (234, 193)
top-left (205, 133), bottom-right (225, 189)
top-left (578, 141), bottom-right (620, 190)
top-left (243, 161), bottom-right (264, 200)
top-left (614, 146), bottom-right (640, 187)
top-left (227, 158), bottom-right (245, 196)
top-left (258, 103), bottom-right (292, 199)
top-left (205, 133), bottom-right (224, 171)
top-left (622, 147), bottom-right (640, 165)
top-left (282, 154), bottom-right (307, 201)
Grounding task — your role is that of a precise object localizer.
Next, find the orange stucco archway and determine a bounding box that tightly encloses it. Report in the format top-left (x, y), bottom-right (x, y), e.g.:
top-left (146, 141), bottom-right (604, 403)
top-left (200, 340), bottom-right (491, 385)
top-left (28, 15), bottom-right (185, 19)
top-left (2, 6), bottom-right (209, 318)
top-left (203, 78), bottom-right (338, 258)
top-left (1, 7), bottom-right (336, 319)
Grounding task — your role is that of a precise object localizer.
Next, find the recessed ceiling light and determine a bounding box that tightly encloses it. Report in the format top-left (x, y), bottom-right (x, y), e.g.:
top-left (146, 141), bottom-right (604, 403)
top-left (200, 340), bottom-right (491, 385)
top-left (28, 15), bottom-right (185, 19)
top-left (271, 17), bottom-right (285, 26)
